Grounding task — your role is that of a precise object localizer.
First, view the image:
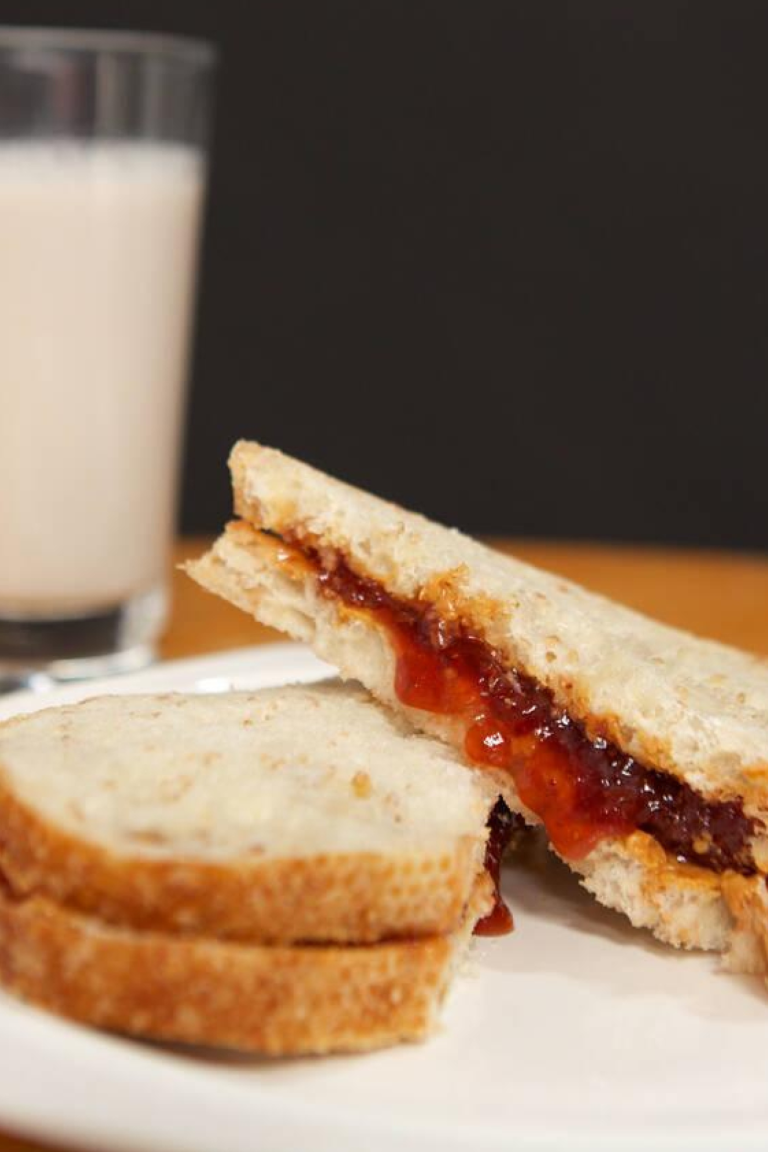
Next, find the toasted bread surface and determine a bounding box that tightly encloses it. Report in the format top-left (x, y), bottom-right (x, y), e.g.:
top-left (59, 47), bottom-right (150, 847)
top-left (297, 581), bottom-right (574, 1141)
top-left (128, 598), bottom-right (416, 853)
top-left (0, 874), bottom-right (493, 1055)
top-left (0, 683), bottom-right (492, 943)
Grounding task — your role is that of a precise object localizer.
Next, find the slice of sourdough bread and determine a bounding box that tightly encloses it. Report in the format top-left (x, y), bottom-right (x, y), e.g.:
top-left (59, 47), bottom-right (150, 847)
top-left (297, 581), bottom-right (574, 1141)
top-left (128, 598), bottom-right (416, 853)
top-left (0, 683), bottom-right (493, 944)
top-left (184, 441), bottom-right (768, 970)
top-left (0, 873), bottom-right (492, 1055)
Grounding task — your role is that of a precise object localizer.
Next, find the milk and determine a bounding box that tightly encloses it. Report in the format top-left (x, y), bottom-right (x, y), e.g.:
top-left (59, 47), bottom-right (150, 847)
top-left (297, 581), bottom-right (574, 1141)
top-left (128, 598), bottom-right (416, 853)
top-left (0, 143), bottom-right (205, 616)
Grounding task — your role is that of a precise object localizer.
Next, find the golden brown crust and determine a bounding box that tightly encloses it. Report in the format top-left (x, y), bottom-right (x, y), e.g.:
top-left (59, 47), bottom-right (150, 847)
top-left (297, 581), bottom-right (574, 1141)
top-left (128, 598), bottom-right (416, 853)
top-left (0, 776), bottom-right (482, 945)
top-left (0, 877), bottom-right (493, 1055)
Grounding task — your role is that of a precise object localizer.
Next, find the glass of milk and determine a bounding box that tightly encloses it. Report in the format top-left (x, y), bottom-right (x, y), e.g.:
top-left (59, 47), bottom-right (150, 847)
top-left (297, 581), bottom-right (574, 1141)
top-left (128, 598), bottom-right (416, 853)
top-left (0, 29), bottom-right (214, 686)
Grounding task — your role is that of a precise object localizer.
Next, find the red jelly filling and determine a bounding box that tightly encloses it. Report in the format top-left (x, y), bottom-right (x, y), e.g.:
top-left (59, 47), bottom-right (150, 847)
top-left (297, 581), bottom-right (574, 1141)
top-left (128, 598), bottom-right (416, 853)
top-left (315, 555), bottom-right (757, 875)
top-left (475, 798), bottom-right (521, 936)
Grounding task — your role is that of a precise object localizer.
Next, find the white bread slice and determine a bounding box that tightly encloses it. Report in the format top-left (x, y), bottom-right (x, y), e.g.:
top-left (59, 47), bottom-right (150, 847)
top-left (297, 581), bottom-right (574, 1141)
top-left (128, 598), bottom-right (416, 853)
top-left (0, 683), bottom-right (493, 944)
top-left (0, 874), bottom-right (492, 1056)
top-left (183, 442), bottom-right (768, 965)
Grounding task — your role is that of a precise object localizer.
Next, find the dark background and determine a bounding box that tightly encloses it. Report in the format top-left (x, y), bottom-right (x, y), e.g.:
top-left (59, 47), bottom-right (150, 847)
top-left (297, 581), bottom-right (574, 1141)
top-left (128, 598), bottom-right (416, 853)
top-left (9, 3), bottom-right (768, 548)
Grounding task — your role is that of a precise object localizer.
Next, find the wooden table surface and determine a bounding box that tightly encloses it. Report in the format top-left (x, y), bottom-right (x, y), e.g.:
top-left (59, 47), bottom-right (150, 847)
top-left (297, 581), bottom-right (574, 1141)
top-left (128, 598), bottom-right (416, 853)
top-left (4, 536), bottom-right (768, 1152)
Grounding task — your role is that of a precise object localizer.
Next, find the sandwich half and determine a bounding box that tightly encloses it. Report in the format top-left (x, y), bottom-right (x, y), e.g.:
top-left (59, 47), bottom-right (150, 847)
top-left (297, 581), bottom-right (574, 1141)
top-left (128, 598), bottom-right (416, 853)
top-left (0, 683), bottom-right (494, 1053)
top-left (187, 441), bottom-right (768, 974)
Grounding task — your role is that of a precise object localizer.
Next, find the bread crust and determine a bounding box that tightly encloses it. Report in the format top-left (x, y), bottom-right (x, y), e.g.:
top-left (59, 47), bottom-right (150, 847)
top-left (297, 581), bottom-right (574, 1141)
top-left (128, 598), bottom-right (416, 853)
top-left (227, 440), bottom-right (768, 817)
top-left (0, 875), bottom-right (493, 1055)
top-left (0, 777), bottom-right (482, 944)
top-left (186, 524), bottom-right (750, 958)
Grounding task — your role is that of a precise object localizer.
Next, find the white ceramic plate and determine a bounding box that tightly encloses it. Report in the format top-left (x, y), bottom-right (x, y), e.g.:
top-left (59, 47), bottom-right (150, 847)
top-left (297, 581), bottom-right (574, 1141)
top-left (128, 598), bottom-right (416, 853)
top-left (0, 643), bottom-right (765, 1152)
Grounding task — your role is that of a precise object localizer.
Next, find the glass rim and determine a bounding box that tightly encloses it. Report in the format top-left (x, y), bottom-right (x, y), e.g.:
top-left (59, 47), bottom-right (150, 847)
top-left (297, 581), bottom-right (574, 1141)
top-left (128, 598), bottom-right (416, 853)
top-left (0, 26), bottom-right (216, 67)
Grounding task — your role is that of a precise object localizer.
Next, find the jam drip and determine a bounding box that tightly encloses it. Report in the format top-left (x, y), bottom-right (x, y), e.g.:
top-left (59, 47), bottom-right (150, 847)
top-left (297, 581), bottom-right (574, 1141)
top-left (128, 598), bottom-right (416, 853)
top-left (316, 556), bottom-right (757, 875)
top-left (475, 798), bottom-right (521, 936)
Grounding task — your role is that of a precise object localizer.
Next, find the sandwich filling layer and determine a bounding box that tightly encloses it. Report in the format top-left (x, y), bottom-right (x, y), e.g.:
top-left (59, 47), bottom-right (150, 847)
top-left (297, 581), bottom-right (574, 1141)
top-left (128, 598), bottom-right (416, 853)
top-left (476, 798), bottom-right (521, 935)
top-left (284, 539), bottom-right (758, 877)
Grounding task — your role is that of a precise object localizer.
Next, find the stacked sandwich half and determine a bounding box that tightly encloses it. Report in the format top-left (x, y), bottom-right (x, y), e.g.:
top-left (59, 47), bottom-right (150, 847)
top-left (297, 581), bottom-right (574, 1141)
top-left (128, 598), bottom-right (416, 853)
top-left (189, 440), bottom-right (768, 980)
top-left (0, 684), bottom-right (495, 1053)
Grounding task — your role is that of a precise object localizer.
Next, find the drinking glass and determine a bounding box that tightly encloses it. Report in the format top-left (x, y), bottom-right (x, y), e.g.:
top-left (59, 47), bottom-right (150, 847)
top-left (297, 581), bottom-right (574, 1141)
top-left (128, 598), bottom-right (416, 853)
top-left (0, 28), bottom-right (215, 687)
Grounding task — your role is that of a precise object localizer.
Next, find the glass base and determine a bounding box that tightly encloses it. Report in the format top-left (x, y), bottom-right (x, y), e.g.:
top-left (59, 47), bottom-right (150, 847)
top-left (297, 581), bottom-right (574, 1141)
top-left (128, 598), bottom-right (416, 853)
top-left (0, 584), bottom-right (167, 689)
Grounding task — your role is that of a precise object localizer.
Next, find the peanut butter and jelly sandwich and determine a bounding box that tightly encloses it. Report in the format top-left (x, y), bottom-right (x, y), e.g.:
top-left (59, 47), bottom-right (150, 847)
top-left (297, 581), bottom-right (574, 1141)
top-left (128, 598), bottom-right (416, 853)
top-left (188, 441), bottom-right (768, 979)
